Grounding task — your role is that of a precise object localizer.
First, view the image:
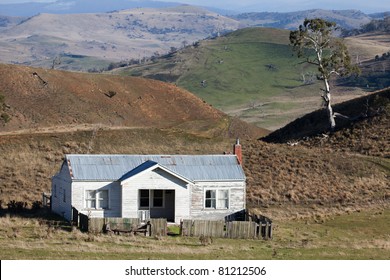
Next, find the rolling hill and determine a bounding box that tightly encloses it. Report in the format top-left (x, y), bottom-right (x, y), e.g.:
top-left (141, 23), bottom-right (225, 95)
top-left (0, 64), bottom-right (388, 220)
top-left (116, 27), bottom-right (369, 130)
top-left (262, 88), bottom-right (390, 153)
top-left (0, 63), bottom-right (265, 138)
top-left (231, 9), bottom-right (372, 30)
top-left (344, 32), bottom-right (390, 62)
top-left (245, 87), bottom-right (390, 218)
top-left (0, 84), bottom-right (388, 219)
top-left (0, 63), bottom-right (266, 204)
top-left (1, 4), bottom-right (387, 73)
top-left (0, 6), bottom-right (240, 71)
top-left (0, 0), bottom-right (183, 17)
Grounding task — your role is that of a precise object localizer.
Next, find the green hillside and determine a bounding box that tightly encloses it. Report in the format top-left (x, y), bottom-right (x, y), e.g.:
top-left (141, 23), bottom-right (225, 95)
top-left (116, 28), bottom-right (333, 130)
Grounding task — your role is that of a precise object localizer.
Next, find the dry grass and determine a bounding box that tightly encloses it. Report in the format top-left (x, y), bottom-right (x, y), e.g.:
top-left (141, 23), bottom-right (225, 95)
top-left (1, 207), bottom-right (390, 260)
top-left (0, 64), bottom-right (266, 138)
top-left (1, 125), bottom-right (388, 214)
top-left (263, 88), bottom-right (390, 147)
top-left (0, 127), bottom-right (235, 204)
top-left (243, 140), bottom-right (389, 219)
top-left (345, 32), bottom-right (390, 62)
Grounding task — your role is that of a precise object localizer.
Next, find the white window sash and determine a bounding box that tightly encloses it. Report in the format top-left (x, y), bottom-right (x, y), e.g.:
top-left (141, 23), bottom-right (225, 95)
top-left (97, 190), bottom-right (108, 209)
top-left (217, 190), bottom-right (229, 209)
top-left (205, 189), bottom-right (229, 209)
top-left (205, 190), bottom-right (216, 209)
top-left (85, 190), bottom-right (108, 209)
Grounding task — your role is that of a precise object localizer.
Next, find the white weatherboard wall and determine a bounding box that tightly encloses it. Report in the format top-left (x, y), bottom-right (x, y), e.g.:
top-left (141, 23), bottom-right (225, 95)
top-left (121, 168), bottom-right (190, 224)
top-left (71, 181), bottom-right (122, 218)
top-left (51, 162), bottom-right (73, 220)
top-left (190, 181), bottom-right (246, 220)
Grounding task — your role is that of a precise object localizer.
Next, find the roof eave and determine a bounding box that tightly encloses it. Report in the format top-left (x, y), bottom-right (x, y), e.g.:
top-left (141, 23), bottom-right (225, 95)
top-left (194, 179), bottom-right (246, 183)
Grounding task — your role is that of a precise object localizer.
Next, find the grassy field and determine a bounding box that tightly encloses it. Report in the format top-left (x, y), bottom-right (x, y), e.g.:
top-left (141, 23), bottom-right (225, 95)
top-left (0, 207), bottom-right (389, 260)
top-left (117, 28), bottom-right (366, 130)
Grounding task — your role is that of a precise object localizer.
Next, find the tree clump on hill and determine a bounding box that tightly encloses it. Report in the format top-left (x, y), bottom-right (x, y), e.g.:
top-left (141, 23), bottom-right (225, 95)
top-left (290, 18), bottom-right (360, 130)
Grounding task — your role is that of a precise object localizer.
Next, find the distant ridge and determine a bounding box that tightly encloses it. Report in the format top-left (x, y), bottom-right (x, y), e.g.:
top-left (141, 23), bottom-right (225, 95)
top-left (0, 0), bottom-right (181, 17)
top-left (0, 5), bottom-right (384, 71)
top-left (231, 9), bottom-right (372, 30)
top-left (0, 6), bottom-right (240, 71)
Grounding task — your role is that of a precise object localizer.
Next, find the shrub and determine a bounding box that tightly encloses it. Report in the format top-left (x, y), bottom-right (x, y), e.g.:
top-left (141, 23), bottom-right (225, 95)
top-left (7, 200), bottom-right (28, 212)
top-left (32, 201), bottom-right (43, 211)
top-left (1, 113), bottom-right (10, 123)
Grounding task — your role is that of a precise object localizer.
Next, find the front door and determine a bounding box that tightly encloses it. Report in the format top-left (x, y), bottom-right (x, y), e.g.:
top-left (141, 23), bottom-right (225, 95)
top-left (165, 190), bottom-right (175, 222)
top-left (139, 189), bottom-right (175, 222)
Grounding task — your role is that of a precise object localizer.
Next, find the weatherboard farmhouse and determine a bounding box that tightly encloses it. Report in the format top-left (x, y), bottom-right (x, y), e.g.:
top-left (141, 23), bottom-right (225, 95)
top-left (51, 141), bottom-right (246, 224)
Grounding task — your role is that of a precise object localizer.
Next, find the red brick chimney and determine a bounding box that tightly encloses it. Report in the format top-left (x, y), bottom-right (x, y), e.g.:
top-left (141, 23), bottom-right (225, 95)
top-left (233, 138), bottom-right (242, 165)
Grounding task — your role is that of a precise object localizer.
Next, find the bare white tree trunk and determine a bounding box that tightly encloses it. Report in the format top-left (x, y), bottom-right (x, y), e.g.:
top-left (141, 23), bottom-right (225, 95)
top-left (323, 77), bottom-right (336, 130)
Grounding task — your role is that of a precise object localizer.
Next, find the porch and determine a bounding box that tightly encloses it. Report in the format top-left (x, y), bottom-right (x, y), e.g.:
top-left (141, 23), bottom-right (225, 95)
top-left (138, 189), bottom-right (175, 222)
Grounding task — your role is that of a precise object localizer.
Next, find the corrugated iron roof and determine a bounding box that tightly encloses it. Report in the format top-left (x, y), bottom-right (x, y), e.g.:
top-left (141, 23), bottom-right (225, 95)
top-left (65, 154), bottom-right (245, 182)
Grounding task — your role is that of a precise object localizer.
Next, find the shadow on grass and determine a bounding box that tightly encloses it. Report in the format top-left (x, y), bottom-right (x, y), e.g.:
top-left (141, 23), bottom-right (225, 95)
top-left (0, 207), bottom-right (72, 232)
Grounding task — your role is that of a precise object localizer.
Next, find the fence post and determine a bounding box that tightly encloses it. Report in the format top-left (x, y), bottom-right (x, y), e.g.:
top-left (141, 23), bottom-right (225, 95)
top-left (146, 221), bottom-right (151, 237)
top-left (264, 222), bottom-right (269, 240)
top-left (268, 223), bottom-right (273, 239)
top-left (181, 220), bottom-right (193, 237)
top-left (149, 218), bottom-right (167, 236)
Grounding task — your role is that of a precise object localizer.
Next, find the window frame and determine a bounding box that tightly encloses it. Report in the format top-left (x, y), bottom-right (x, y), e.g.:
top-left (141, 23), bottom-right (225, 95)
top-left (97, 190), bottom-right (108, 209)
top-left (204, 188), bottom-right (230, 210)
top-left (139, 190), bottom-right (165, 209)
top-left (152, 190), bottom-right (165, 208)
top-left (139, 190), bottom-right (150, 208)
top-left (85, 189), bottom-right (109, 210)
top-left (205, 189), bottom-right (216, 209)
top-left (217, 189), bottom-right (229, 209)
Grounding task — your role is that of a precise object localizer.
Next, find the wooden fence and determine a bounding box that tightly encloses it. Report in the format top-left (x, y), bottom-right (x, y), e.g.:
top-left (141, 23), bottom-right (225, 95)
top-left (72, 208), bottom-right (271, 240)
top-left (75, 211), bottom-right (167, 236)
top-left (180, 220), bottom-right (225, 238)
top-left (226, 221), bottom-right (259, 239)
top-left (180, 219), bottom-right (271, 240)
top-left (149, 218), bottom-right (167, 236)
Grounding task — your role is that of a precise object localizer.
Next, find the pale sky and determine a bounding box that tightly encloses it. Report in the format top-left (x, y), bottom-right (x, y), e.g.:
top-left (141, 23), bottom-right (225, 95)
top-left (0, 0), bottom-right (388, 13)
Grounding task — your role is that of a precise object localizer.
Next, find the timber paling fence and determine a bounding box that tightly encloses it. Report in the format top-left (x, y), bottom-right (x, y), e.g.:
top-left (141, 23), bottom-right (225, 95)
top-left (72, 208), bottom-right (272, 240)
top-left (180, 219), bottom-right (272, 240)
top-left (73, 208), bottom-right (167, 235)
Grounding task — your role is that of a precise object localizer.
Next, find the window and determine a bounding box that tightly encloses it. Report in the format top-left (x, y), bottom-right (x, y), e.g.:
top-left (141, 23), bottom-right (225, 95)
top-left (139, 190), bottom-right (165, 208)
top-left (86, 190), bottom-right (96, 208)
top-left (97, 190), bottom-right (108, 209)
top-left (217, 190), bottom-right (229, 209)
top-left (85, 190), bottom-right (108, 209)
top-left (205, 190), bottom-right (216, 209)
top-left (54, 184), bottom-right (57, 198)
top-left (140, 190), bottom-right (149, 208)
top-left (205, 189), bottom-right (229, 209)
top-left (153, 190), bottom-right (164, 207)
